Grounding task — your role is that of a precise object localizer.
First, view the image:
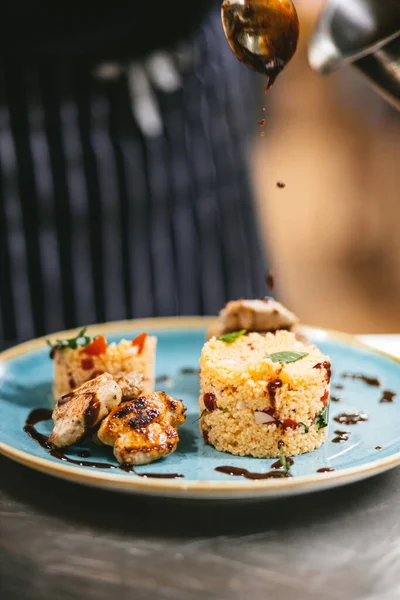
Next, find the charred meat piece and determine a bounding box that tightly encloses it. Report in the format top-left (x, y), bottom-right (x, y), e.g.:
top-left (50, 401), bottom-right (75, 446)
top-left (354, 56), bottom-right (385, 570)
top-left (49, 373), bottom-right (122, 448)
top-left (114, 371), bottom-right (143, 401)
top-left (97, 392), bottom-right (186, 465)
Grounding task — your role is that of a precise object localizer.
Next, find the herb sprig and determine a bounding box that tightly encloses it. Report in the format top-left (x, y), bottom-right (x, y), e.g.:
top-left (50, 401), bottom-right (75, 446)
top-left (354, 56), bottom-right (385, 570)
top-left (300, 422), bottom-right (309, 433)
top-left (192, 406), bottom-right (229, 424)
top-left (192, 409), bottom-right (209, 424)
top-left (279, 447), bottom-right (290, 474)
top-left (315, 406), bottom-right (329, 429)
top-left (217, 330), bottom-right (247, 344)
top-left (47, 327), bottom-right (92, 352)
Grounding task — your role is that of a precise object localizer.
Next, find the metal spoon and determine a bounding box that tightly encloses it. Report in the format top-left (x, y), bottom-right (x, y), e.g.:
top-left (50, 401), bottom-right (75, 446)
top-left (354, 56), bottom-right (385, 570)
top-left (221, 0), bottom-right (299, 88)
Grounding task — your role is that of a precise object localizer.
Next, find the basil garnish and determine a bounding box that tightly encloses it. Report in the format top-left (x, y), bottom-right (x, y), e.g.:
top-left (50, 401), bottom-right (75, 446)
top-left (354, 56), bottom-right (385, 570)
top-left (315, 406), bottom-right (329, 429)
top-left (47, 327), bottom-right (92, 352)
top-left (217, 330), bottom-right (247, 344)
top-left (266, 351), bottom-right (308, 364)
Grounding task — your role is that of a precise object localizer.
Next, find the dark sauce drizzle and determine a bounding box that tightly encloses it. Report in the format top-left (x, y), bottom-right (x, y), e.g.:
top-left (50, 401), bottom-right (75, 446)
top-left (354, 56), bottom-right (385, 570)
top-left (271, 457), bottom-right (294, 470)
top-left (23, 408), bottom-right (52, 449)
top-left (216, 448), bottom-right (294, 480)
top-left (24, 408), bottom-right (183, 479)
top-left (78, 450), bottom-right (91, 458)
top-left (313, 361), bottom-right (331, 382)
top-left (331, 396), bottom-right (342, 403)
top-left (267, 379), bottom-right (282, 407)
top-left (317, 468), bottom-right (335, 473)
top-left (342, 373), bottom-right (380, 387)
top-left (215, 466), bottom-right (291, 480)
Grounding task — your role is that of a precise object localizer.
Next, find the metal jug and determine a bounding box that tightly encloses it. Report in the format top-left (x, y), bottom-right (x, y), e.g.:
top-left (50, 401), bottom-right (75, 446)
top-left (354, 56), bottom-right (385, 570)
top-left (309, 0), bottom-right (400, 110)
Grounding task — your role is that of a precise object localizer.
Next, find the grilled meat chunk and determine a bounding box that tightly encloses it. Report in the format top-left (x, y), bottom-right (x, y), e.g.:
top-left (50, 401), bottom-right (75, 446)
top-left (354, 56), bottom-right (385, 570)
top-left (49, 373), bottom-right (122, 448)
top-left (97, 392), bottom-right (186, 465)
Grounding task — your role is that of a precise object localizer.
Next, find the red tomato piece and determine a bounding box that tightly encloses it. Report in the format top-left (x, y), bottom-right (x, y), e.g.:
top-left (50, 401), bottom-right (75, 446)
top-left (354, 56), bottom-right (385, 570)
top-left (321, 390), bottom-right (329, 405)
top-left (83, 335), bottom-right (108, 356)
top-left (282, 418), bottom-right (299, 430)
top-left (81, 357), bottom-right (94, 370)
top-left (131, 332), bottom-right (147, 354)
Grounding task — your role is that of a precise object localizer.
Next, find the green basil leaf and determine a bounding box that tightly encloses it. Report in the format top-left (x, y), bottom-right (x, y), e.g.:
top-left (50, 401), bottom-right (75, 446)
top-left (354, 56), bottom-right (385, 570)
top-left (299, 422), bottom-right (309, 433)
top-left (217, 330), bottom-right (247, 344)
top-left (315, 406), bottom-right (329, 429)
top-left (266, 351), bottom-right (308, 364)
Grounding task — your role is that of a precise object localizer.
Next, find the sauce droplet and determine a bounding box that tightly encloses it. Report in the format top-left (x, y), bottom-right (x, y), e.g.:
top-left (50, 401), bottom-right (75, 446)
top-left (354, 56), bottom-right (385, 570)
top-left (380, 390), bottom-right (396, 403)
top-left (317, 468), bottom-right (335, 473)
top-left (266, 271), bottom-right (275, 290)
top-left (180, 367), bottom-right (200, 375)
top-left (334, 412), bottom-right (369, 425)
top-left (156, 374), bottom-right (174, 386)
top-left (341, 373), bottom-right (380, 387)
top-left (331, 429), bottom-right (350, 443)
top-left (276, 181), bottom-right (286, 188)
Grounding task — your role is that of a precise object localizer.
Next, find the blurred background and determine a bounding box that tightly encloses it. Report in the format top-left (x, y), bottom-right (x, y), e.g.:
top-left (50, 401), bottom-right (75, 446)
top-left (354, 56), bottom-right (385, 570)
top-left (252, 0), bottom-right (400, 334)
top-left (1, 0), bottom-right (399, 343)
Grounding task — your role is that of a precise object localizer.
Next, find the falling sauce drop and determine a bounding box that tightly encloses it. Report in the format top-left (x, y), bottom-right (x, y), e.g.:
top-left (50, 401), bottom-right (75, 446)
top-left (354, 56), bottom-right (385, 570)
top-left (276, 182), bottom-right (286, 188)
top-left (266, 271), bottom-right (275, 290)
top-left (260, 132), bottom-right (265, 137)
top-left (259, 119), bottom-right (266, 127)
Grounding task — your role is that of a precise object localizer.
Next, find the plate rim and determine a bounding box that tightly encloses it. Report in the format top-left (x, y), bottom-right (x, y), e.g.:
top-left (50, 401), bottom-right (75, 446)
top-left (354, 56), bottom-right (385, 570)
top-left (1, 316), bottom-right (400, 498)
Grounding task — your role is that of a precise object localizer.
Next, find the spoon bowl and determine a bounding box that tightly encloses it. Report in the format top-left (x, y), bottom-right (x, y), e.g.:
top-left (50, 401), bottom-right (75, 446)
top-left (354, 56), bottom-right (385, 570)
top-left (221, 0), bottom-right (299, 87)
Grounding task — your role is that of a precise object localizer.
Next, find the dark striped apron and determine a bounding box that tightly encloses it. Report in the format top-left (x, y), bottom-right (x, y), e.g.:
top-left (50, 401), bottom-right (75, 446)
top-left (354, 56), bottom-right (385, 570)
top-left (0, 9), bottom-right (267, 344)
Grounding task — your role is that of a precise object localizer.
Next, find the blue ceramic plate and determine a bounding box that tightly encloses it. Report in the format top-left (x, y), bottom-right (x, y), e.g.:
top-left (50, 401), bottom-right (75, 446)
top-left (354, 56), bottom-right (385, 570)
top-left (1, 318), bottom-right (400, 499)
